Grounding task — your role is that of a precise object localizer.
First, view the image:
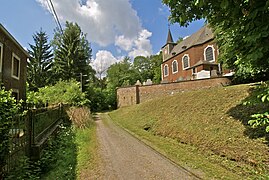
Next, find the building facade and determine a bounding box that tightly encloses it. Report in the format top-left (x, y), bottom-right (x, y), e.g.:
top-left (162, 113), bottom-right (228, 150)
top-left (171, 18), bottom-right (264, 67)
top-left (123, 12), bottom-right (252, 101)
top-left (161, 25), bottom-right (225, 83)
top-left (0, 24), bottom-right (29, 100)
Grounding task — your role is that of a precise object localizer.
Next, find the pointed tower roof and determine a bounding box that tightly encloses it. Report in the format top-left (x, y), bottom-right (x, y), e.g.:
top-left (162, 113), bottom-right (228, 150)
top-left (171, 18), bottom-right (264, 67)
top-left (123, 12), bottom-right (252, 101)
top-left (166, 28), bottom-right (174, 43)
top-left (162, 28), bottom-right (177, 48)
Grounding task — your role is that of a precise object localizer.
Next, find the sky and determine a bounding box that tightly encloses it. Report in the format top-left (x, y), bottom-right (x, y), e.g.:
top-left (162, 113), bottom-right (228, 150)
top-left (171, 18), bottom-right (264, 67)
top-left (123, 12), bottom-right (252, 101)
top-left (0, 0), bottom-right (205, 75)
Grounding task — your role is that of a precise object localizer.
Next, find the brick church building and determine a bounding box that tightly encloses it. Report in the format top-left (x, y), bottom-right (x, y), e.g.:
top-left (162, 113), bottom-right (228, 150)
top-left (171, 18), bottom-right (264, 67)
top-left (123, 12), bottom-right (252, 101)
top-left (161, 25), bottom-right (230, 83)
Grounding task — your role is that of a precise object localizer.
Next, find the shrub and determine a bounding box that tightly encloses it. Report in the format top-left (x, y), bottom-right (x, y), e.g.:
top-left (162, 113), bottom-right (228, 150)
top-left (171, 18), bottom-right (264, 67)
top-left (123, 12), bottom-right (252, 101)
top-left (0, 88), bottom-right (20, 177)
top-left (28, 80), bottom-right (89, 107)
top-left (26, 90), bottom-right (44, 108)
top-left (248, 81), bottom-right (269, 132)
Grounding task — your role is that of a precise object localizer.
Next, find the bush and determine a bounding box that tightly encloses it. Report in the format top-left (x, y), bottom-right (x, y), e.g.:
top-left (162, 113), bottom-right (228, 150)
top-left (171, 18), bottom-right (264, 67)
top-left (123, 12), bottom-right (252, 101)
top-left (248, 81), bottom-right (269, 133)
top-left (5, 156), bottom-right (40, 180)
top-left (0, 88), bottom-right (20, 177)
top-left (28, 80), bottom-right (89, 107)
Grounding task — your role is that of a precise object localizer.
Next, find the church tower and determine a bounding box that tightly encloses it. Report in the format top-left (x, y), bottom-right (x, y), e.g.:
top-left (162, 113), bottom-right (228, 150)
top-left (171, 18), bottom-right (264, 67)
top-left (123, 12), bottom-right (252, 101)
top-left (161, 28), bottom-right (177, 61)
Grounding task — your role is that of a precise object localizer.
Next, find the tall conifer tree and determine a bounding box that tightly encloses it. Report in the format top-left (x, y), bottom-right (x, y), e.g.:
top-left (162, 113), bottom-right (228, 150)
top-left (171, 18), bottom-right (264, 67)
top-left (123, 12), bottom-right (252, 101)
top-left (28, 29), bottom-right (53, 91)
top-left (52, 22), bottom-right (94, 87)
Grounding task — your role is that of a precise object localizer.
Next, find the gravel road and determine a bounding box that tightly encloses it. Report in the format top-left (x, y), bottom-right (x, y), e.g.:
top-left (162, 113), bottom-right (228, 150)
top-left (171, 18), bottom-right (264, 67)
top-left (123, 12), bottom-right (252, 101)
top-left (95, 114), bottom-right (199, 180)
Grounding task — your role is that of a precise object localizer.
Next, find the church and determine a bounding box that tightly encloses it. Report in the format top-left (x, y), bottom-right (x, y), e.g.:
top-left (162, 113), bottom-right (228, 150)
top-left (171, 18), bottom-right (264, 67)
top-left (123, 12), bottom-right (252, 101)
top-left (161, 25), bottom-right (229, 83)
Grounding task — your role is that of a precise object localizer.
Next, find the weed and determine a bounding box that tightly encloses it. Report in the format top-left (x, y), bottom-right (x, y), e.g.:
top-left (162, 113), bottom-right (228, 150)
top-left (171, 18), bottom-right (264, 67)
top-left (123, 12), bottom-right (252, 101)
top-left (67, 107), bottom-right (93, 128)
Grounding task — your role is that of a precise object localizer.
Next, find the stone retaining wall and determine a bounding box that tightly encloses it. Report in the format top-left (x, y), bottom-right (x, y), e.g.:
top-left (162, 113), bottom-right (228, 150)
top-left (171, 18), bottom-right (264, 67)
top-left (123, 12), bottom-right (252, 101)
top-left (117, 77), bottom-right (231, 108)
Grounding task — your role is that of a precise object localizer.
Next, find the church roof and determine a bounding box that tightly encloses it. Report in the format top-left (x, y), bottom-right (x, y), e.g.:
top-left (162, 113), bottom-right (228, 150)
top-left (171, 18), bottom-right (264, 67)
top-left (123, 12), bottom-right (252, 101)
top-left (164, 24), bottom-right (214, 61)
top-left (166, 28), bottom-right (174, 43)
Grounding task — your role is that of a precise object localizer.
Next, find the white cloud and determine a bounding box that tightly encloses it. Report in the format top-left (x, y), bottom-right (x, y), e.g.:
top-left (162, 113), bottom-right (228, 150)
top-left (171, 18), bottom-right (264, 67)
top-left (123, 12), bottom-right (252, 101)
top-left (183, 35), bottom-right (189, 40)
top-left (91, 50), bottom-right (120, 77)
top-left (128, 29), bottom-right (152, 58)
top-left (36, 0), bottom-right (142, 47)
top-left (115, 35), bottom-right (133, 51)
top-left (115, 29), bottom-right (153, 58)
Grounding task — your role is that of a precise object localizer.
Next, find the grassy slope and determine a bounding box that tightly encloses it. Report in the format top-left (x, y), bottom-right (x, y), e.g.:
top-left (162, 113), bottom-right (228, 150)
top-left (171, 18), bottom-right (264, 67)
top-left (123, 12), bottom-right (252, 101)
top-left (109, 84), bottom-right (269, 179)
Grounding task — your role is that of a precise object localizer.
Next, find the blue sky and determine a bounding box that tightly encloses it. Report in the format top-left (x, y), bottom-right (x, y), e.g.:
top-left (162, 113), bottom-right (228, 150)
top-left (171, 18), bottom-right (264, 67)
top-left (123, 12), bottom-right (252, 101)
top-left (0, 0), bottom-right (204, 74)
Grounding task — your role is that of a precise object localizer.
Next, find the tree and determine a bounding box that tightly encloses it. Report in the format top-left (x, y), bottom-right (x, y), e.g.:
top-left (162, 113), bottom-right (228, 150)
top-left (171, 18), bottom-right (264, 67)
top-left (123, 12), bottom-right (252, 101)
top-left (133, 56), bottom-right (153, 83)
top-left (163, 0), bottom-right (269, 82)
top-left (52, 22), bottom-right (94, 87)
top-left (149, 53), bottom-right (163, 84)
top-left (132, 53), bottom-right (163, 84)
top-left (27, 29), bottom-right (53, 91)
top-left (106, 57), bottom-right (138, 88)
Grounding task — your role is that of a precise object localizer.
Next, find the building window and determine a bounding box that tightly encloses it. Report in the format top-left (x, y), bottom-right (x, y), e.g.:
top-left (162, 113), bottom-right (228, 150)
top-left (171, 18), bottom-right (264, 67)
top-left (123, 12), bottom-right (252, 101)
top-left (204, 45), bottom-right (215, 62)
top-left (0, 42), bottom-right (3, 73)
top-left (12, 53), bottom-right (20, 80)
top-left (172, 60), bottom-right (178, 74)
top-left (12, 89), bottom-right (19, 101)
top-left (182, 54), bottom-right (190, 70)
top-left (164, 64), bottom-right (169, 77)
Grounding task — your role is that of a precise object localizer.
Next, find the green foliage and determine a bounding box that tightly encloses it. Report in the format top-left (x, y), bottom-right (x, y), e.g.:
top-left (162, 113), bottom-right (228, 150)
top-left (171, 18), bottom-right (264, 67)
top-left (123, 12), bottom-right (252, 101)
top-left (52, 22), bottom-right (95, 86)
top-left (249, 113), bottom-right (269, 132)
top-left (163, 0), bottom-right (269, 82)
top-left (132, 54), bottom-right (163, 84)
top-left (87, 86), bottom-right (106, 112)
top-left (0, 88), bottom-right (20, 172)
top-left (75, 121), bottom-right (98, 178)
top-left (27, 29), bottom-right (53, 91)
top-left (26, 90), bottom-right (43, 108)
top-left (248, 82), bottom-right (269, 133)
top-left (102, 86), bottom-right (117, 110)
top-left (40, 124), bottom-right (76, 179)
top-left (5, 157), bottom-right (40, 180)
top-left (86, 84), bottom-right (117, 112)
top-left (149, 53), bottom-right (163, 84)
top-left (29, 80), bottom-right (89, 107)
top-left (133, 56), bottom-right (153, 83)
top-left (106, 57), bottom-right (138, 88)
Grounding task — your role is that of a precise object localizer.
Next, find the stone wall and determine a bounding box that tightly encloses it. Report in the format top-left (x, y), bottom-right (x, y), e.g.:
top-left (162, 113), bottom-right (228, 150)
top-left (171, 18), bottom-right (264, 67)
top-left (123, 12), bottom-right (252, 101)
top-left (117, 86), bottom-right (138, 108)
top-left (117, 77), bottom-right (231, 108)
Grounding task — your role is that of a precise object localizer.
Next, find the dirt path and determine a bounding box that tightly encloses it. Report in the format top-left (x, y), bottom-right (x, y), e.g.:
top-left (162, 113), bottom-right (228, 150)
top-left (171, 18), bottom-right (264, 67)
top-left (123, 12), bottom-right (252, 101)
top-left (95, 114), bottom-right (199, 180)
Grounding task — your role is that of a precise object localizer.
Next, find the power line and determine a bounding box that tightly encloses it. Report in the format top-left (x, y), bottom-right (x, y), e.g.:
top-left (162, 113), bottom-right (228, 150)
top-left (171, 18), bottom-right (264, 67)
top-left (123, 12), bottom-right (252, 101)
top-left (46, 0), bottom-right (59, 31)
top-left (46, 0), bottom-right (63, 34)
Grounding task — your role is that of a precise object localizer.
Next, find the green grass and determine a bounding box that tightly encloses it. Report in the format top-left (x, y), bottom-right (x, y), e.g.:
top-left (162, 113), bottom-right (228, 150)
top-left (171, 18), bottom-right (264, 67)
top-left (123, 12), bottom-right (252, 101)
top-left (42, 108), bottom-right (99, 179)
top-left (41, 124), bottom-right (77, 179)
top-left (109, 84), bottom-right (269, 179)
top-left (76, 121), bottom-right (100, 179)
top-left (41, 123), bottom-right (99, 180)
